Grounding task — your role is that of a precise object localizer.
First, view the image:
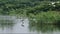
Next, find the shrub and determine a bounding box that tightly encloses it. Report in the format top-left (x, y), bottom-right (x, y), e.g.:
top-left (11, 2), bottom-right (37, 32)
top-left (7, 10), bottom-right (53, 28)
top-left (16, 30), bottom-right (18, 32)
top-left (29, 11), bottom-right (60, 24)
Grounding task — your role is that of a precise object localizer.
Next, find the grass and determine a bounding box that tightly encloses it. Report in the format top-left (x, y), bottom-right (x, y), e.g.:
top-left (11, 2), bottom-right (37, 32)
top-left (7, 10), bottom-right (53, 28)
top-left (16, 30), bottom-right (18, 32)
top-left (29, 11), bottom-right (60, 24)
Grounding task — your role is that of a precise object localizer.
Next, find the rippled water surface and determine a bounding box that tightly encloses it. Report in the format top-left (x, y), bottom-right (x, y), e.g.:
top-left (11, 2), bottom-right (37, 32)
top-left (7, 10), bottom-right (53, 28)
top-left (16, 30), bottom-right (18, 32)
top-left (0, 16), bottom-right (60, 34)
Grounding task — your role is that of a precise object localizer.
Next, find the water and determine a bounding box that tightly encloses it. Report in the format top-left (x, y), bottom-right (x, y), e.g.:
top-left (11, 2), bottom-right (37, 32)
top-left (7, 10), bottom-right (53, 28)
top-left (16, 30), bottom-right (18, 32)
top-left (0, 16), bottom-right (60, 34)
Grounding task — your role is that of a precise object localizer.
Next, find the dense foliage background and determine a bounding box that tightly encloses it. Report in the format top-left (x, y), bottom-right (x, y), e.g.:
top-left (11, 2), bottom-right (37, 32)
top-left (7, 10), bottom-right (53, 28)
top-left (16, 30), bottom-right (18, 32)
top-left (0, 0), bottom-right (60, 24)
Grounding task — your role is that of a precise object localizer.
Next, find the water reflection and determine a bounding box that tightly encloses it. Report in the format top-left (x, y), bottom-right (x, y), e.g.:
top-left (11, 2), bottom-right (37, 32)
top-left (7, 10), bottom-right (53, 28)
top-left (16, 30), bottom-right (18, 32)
top-left (0, 16), bottom-right (30, 33)
top-left (0, 16), bottom-right (60, 34)
top-left (0, 16), bottom-right (16, 33)
top-left (29, 20), bottom-right (60, 34)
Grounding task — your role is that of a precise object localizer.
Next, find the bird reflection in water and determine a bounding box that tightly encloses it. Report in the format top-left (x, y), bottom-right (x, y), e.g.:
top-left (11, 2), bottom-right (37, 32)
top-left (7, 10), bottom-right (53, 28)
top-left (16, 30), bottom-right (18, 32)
top-left (21, 19), bottom-right (24, 27)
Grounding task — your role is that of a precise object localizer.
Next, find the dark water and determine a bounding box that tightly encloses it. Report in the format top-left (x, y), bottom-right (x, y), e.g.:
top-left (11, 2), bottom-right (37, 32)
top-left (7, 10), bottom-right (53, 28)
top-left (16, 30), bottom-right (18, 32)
top-left (0, 16), bottom-right (60, 34)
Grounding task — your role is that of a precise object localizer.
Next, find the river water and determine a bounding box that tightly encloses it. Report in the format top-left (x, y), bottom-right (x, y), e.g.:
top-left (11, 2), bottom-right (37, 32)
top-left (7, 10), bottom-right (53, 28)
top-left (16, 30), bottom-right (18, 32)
top-left (0, 16), bottom-right (60, 34)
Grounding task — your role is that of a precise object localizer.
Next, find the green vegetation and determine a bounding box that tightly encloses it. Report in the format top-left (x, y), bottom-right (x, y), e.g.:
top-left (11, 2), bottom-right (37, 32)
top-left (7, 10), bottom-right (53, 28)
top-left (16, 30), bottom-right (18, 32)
top-left (0, 0), bottom-right (60, 24)
top-left (29, 11), bottom-right (60, 24)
